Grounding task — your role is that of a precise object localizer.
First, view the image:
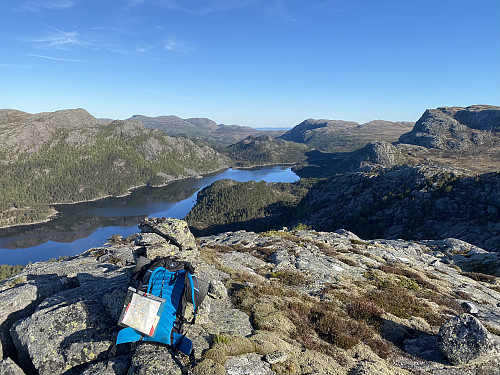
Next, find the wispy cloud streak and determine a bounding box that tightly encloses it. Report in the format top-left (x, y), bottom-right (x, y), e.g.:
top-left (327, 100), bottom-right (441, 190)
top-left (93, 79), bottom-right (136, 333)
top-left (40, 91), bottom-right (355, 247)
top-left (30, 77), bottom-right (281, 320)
top-left (27, 53), bottom-right (81, 62)
top-left (22, 0), bottom-right (78, 12)
top-left (130, 0), bottom-right (258, 15)
top-left (31, 21), bottom-right (90, 49)
top-left (164, 38), bottom-right (196, 54)
top-left (27, 53), bottom-right (110, 64)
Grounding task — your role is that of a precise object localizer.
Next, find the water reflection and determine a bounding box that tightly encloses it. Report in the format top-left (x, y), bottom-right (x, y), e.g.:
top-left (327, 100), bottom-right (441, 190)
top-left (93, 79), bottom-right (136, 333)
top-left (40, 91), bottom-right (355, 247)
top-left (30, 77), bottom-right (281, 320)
top-left (0, 166), bottom-right (298, 265)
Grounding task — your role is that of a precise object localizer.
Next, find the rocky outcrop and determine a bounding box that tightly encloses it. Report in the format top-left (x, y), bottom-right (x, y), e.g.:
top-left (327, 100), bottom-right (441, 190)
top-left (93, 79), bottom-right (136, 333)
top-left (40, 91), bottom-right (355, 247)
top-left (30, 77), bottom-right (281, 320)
top-left (0, 108), bottom-right (100, 156)
top-left (1, 219), bottom-right (499, 374)
top-left (398, 105), bottom-right (500, 150)
top-left (138, 217), bottom-right (197, 252)
top-left (299, 165), bottom-right (500, 252)
top-left (334, 141), bottom-right (407, 172)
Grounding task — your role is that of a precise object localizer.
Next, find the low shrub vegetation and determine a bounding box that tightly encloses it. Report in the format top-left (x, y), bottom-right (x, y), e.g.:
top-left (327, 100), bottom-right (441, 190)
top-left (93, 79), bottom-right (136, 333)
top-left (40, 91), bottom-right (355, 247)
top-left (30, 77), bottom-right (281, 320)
top-left (0, 264), bottom-right (24, 282)
top-left (269, 270), bottom-right (309, 286)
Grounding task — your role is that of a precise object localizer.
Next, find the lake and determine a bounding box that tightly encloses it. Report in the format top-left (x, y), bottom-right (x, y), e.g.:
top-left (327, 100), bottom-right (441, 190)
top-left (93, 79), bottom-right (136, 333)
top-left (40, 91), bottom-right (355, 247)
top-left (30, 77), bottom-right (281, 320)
top-left (0, 166), bottom-right (299, 265)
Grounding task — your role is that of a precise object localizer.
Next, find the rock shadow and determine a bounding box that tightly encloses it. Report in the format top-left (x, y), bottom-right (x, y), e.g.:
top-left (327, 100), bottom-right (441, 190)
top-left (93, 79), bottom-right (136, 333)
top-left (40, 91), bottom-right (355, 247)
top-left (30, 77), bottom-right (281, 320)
top-left (378, 317), bottom-right (449, 365)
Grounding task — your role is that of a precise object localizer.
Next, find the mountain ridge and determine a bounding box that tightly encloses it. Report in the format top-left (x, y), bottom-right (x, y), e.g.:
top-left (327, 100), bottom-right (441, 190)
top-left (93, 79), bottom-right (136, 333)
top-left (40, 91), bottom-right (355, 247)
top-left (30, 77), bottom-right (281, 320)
top-left (279, 118), bottom-right (414, 152)
top-left (128, 114), bottom-right (286, 146)
top-left (0, 108), bottom-right (231, 227)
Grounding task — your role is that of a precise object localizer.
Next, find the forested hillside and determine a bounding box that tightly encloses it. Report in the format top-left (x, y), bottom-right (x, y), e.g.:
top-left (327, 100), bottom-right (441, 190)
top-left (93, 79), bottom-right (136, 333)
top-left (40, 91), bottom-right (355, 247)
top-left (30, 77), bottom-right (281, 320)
top-left (225, 135), bottom-right (309, 166)
top-left (185, 178), bottom-right (315, 235)
top-left (0, 109), bottom-right (230, 227)
top-left (185, 166), bottom-right (500, 252)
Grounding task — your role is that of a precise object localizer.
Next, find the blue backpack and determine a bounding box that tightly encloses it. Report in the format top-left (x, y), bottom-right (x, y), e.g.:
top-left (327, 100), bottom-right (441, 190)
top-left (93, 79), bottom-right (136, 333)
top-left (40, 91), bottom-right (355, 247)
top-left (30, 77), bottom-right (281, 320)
top-left (111, 257), bottom-right (204, 361)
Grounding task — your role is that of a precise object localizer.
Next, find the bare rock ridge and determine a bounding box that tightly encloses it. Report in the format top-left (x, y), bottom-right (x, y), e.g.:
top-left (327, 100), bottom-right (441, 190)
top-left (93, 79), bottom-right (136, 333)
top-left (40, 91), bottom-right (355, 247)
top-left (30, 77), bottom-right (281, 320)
top-left (278, 118), bottom-right (414, 152)
top-left (1, 218), bottom-right (500, 375)
top-left (333, 141), bottom-right (407, 173)
top-left (398, 105), bottom-right (500, 150)
top-left (0, 108), bottom-right (100, 155)
top-left (300, 165), bottom-right (500, 252)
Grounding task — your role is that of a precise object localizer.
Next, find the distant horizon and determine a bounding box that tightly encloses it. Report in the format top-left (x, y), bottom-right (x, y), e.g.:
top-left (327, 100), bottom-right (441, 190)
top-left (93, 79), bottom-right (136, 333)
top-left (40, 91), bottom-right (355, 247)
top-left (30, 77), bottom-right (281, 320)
top-left (7, 104), bottom-right (500, 129)
top-left (1, 1), bottom-right (498, 128)
top-left (3, 104), bottom-right (419, 127)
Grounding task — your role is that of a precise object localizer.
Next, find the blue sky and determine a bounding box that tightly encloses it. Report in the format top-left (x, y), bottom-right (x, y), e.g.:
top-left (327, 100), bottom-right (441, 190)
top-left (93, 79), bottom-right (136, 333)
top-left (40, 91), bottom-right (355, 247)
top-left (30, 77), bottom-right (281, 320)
top-left (1, 0), bottom-right (499, 127)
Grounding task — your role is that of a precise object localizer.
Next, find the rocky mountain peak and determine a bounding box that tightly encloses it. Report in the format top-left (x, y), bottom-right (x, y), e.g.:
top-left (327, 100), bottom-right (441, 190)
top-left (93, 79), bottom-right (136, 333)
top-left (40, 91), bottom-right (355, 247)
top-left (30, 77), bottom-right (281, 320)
top-left (398, 105), bottom-right (500, 150)
top-left (279, 118), bottom-right (359, 142)
top-left (0, 108), bottom-right (101, 155)
top-left (185, 117), bottom-right (219, 130)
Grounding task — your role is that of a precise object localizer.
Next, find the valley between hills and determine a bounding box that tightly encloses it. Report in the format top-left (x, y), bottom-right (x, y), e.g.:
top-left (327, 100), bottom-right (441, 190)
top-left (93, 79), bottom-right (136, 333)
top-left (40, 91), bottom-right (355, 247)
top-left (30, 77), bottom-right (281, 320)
top-left (1, 105), bottom-right (498, 253)
top-left (0, 105), bottom-right (500, 375)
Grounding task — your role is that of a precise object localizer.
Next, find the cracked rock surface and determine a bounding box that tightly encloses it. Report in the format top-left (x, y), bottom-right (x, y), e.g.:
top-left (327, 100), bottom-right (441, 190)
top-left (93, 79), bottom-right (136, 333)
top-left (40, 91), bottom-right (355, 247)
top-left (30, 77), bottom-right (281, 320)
top-left (0, 218), bottom-right (499, 375)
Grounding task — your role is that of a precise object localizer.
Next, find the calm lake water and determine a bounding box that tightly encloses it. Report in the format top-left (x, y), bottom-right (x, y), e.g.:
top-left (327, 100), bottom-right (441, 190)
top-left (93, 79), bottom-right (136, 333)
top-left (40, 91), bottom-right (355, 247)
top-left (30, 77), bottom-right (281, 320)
top-left (0, 166), bottom-right (298, 265)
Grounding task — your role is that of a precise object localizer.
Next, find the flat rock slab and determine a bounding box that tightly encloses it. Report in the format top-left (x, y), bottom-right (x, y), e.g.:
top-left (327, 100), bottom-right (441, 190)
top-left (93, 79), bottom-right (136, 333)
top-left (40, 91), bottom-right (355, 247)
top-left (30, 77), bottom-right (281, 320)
top-left (10, 275), bottom-right (125, 375)
top-left (197, 299), bottom-right (253, 337)
top-left (0, 275), bottom-right (66, 358)
top-left (0, 358), bottom-right (25, 375)
top-left (226, 353), bottom-right (274, 375)
top-left (128, 344), bottom-right (183, 375)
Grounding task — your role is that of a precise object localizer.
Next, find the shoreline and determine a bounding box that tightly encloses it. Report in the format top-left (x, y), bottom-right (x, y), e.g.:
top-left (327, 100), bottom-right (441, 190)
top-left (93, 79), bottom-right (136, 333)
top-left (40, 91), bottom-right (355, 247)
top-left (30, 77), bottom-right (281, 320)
top-left (230, 162), bottom-right (297, 170)
top-left (0, 166), bottom-right (230, 231)
top-left (0, 164), bottom-right (296, 230)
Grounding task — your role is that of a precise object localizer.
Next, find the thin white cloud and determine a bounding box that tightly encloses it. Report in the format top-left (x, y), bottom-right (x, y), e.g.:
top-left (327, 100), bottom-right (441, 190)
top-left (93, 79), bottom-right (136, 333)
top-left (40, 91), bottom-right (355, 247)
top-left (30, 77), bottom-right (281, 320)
top-left (27, 53), bottom-right (111, 64)
top-left (137, 0), bottom-right (258, 15)
top-left (22, 0), bottom-right (78, 12)
top-left (136, 45), bottom-right (157, 53)
top-left (27, 53), bottom-right (81, 62)
top-left (165, 38), bottom-right (196, 54)
top-left (26, 21), bottom-right (90, 50)
top-left (133, 38), bottom-right (196, 54)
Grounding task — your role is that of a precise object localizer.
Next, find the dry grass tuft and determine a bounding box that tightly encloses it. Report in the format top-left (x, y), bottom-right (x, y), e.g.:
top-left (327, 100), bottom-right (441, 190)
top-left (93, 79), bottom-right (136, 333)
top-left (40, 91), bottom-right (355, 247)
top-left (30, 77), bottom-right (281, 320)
top-left (461, 271), bottom-right (497, 283)
top-left (270, 270), bottom-right (310, 286)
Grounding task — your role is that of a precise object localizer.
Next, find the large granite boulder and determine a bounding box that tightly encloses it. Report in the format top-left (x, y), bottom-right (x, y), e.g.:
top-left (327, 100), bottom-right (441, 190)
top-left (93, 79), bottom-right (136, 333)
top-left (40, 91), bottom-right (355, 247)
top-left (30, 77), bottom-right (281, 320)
top-left (138, 218), bottom-right (197, 252)
top-left (437, 313), bottom-right (499, 365)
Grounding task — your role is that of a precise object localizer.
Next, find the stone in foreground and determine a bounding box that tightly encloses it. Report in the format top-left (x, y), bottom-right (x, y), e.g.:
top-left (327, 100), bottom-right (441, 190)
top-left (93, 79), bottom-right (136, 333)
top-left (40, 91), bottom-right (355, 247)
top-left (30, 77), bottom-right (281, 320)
top-left (138, 217), bottom-right (197, 251)
top-left (437, 313), bottom-right (498, 365)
